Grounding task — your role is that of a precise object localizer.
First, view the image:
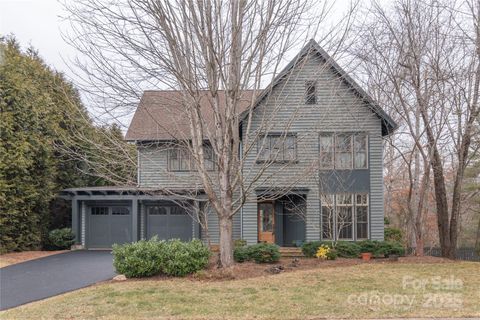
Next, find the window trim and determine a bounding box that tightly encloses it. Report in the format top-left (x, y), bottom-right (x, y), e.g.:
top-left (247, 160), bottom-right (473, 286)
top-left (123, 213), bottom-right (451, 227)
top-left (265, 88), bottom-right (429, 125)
top-left (256, 132), bottom-right (298, 163)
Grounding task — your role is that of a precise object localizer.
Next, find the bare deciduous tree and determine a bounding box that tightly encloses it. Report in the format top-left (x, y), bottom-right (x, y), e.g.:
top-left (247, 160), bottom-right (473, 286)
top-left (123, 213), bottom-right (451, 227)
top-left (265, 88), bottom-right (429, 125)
top-left (353, 0), bottom-right (480, 258)
top-left (62, 0), bottom-right (359, 267)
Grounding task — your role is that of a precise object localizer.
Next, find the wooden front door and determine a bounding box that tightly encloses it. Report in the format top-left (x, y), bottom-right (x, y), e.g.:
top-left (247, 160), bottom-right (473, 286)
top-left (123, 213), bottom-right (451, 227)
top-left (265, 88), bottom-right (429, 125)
top-left (258, 202), bottom-right (275, 243)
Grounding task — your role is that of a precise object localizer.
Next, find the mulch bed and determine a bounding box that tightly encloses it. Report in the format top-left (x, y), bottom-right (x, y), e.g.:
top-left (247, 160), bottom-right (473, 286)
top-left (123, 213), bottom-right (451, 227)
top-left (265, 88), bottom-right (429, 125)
top-left (128, 255), bottom-right (454, 283)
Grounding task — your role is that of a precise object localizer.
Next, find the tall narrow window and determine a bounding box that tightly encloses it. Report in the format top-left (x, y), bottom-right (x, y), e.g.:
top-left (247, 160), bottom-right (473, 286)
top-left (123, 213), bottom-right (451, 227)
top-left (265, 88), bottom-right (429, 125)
top-left (336, 194), bottom-right (353, 240)
top-left (179, 149), bottom-right (191, 171)
top-left (356, 194), bottom-right (369, 239)
top-left (319, 133), bottom-right (334, 169)
top-left (204, 145), bottom-right (215, 171)
top-left (321, 195), bottom-right (335, 240)
top-left (284, 136), bottom-right (296, 161)
top-left (305, 81), bottom-right (316, 104)
top-left (168, 148), bottom-right (180, 171)
top-left (354, 133), bottom-right (368, 169)
top-left (335, 134), bottom-right (353, 169)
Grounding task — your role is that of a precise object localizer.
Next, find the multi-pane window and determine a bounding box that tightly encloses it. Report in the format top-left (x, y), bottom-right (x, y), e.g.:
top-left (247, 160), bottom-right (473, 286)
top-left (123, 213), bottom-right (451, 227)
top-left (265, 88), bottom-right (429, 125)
top-left (168, 146), bottom-right (214, 171)
top-left (354, 133), bottom-right (368, 169)
top-left (91, 207), bottom-right (108, 215)
top-left (321, 195), bottom-right (335, 240)
top-left (336, 194), bottom-right (353, 240)
top-left (111, 207), bottom-right (130, 215)
top-left (335, 134), bottom-right (353, 169)
top-left (319, 133), bottom-right (368, 169)
top-left (320, 193), bottom-right (369, 240)
top-left (305, 81), bottom-right (317, 104)
top-left (319, 134), bottom-right (334, 169)
top-left (355, 194), bottom-right (369, 239)
top-left (257, 134), bottom-right (297, 162)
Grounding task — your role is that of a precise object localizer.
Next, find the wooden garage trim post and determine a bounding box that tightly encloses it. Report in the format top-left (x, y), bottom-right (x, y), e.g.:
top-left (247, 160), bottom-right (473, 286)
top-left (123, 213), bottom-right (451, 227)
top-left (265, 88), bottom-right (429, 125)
top-left (81, 201), bottom-right (86, 247)
top-left (71, 197), bottom-right (79, 244)
top-left (132, 198), bottom-right (138, 242)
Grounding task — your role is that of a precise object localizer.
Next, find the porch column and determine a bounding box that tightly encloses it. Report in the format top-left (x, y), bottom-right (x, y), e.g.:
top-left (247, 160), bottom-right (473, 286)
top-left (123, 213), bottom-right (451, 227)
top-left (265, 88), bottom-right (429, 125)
top-left (132, 198), bottom-right (138, 242)
top-left (71, 197), bottom-right (79, 244)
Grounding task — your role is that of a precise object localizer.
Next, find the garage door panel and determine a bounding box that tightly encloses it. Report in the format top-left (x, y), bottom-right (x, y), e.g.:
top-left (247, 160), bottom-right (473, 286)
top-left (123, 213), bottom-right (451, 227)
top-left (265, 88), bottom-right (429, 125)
top-left (88, 205), bottom-right (132, 248)
top-left (169, 215), bottom-right (192, 241)
top-left (147, 205), bottom-right (192, 241)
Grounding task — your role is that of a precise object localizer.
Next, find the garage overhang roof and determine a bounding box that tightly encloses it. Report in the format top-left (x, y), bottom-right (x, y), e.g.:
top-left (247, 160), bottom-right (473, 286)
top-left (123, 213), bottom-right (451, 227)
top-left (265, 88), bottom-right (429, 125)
top-left (60, 186), bottom-right (205, 199)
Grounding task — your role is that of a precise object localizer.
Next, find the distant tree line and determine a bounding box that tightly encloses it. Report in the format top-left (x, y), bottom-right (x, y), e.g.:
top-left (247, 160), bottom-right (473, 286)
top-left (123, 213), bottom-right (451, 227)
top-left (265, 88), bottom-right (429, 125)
top-left (0, 37), bottom-right (135, 253)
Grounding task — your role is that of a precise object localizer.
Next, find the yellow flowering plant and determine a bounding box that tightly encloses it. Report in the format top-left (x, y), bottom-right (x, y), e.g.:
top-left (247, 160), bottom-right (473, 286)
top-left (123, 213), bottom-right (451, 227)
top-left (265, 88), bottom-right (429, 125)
top-left (315, 244), bottom-right (330, 260)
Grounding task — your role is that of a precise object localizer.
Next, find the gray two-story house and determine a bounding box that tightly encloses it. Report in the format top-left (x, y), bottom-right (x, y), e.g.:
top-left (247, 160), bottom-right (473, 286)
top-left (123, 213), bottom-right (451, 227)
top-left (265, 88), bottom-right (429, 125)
top-left (63, 39), bottom-right (397, 249)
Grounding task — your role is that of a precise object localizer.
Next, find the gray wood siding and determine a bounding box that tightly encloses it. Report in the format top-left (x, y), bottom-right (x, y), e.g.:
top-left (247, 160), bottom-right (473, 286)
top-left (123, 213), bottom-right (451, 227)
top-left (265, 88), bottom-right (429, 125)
top-left (241, 52), bottom-right (385, 244)
top-left (135, 52), bottom-right (386, 244)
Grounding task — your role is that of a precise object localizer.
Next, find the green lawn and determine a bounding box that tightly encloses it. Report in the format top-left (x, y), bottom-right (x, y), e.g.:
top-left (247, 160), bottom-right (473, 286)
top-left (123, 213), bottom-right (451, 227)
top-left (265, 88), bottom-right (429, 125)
top-left (2, 261), bottom-right (479, 319)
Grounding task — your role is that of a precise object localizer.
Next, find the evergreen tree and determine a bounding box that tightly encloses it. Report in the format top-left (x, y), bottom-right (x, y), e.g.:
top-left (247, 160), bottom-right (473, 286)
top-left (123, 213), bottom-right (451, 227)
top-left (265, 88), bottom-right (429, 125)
top-left (0, 37), bottom-right (135, 252)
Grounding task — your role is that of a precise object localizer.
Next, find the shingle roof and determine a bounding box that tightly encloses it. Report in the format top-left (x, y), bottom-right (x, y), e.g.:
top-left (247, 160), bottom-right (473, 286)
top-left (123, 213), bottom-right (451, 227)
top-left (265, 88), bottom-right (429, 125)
top-left (125, 90), bottom-right (256, 141)
top-left (126, 40), bottom-right (397, 141)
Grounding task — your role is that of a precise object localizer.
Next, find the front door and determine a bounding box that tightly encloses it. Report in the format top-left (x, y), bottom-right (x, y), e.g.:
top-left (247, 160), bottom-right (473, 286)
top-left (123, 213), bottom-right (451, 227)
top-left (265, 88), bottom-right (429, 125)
top-left (258, 202), bottom-right (275, 243)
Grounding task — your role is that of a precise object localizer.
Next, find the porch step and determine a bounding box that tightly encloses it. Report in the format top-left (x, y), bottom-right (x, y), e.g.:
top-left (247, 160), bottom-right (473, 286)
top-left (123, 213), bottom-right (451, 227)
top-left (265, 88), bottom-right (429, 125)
top-left (209, 246), bottom-right (304, 257)
top-left (279, 247), bottom-right (304, 257)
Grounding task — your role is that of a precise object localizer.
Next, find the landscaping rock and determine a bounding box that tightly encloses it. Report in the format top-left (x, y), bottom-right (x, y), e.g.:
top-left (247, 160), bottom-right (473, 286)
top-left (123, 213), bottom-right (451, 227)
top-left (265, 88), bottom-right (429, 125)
top-left (113, 274), bottom-right (127, 281)
top-left (289, 258), bottom-right (300, 267)
top-left (266, 265), bottom-right (284, 274)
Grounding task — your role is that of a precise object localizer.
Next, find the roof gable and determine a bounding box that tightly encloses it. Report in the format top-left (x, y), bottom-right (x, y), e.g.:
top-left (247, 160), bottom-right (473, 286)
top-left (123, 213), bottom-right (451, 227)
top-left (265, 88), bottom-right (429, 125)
top-left (242, 39), bottom-right (397, 136)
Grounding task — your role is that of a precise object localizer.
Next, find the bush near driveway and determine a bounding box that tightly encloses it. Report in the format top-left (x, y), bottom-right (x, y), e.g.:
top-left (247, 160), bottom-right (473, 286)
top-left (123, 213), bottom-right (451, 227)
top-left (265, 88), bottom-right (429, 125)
top-left (113, 238), bottom-right (210, 278)
top-left (234, 243), bottom-right (281, 263)
top-left (46, 228), bottom-right (75, 250)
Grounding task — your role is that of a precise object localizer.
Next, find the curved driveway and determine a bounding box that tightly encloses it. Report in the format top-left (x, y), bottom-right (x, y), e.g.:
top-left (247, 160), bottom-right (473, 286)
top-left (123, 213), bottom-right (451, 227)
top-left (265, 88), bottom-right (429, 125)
top-left (0, 250), bottom-right (115, 310)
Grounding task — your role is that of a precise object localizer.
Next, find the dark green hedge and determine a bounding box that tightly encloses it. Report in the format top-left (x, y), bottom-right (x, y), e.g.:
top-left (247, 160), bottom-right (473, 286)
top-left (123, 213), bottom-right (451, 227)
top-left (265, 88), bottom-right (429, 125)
top-left (233, 243), bottom-right (281, 263)
top-left (113, 238), bottom-right (210, 278)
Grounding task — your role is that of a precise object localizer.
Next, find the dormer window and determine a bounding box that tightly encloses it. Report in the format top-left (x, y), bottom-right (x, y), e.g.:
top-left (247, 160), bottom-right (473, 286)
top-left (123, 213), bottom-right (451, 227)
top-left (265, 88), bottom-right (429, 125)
top-left (305, 81), bottom-right (316, 104)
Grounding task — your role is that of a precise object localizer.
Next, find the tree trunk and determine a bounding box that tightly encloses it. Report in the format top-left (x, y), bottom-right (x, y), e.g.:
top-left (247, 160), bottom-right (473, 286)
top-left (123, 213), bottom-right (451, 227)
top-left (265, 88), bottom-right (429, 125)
top-left (218, 215), bottom-right (234, 268)
top-left (475, 213), bottom-right (480, 256)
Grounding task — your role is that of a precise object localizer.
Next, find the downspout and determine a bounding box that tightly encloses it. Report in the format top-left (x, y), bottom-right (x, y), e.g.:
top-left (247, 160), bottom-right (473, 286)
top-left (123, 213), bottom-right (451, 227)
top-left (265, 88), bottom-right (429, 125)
top-left (136, 141), bottom-right (140, 187)
top-left (239, 140), bottom-right (243, 240)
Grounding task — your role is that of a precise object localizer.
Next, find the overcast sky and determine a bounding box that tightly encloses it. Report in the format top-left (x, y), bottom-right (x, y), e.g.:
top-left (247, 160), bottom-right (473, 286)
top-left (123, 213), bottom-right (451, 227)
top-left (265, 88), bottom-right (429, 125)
top-left (0, 0), bottom-right (77, 77)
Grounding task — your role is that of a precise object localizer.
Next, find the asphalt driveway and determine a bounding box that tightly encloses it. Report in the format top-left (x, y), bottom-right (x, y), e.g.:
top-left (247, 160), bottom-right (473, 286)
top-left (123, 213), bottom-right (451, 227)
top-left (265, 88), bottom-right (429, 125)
top-left (0, 250), bottom-right (115, 310)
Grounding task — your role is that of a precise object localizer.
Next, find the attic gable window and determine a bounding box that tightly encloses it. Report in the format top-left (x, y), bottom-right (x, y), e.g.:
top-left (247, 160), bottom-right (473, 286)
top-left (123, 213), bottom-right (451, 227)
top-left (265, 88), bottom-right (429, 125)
top-left (305, 81), bottom-right (317, 104)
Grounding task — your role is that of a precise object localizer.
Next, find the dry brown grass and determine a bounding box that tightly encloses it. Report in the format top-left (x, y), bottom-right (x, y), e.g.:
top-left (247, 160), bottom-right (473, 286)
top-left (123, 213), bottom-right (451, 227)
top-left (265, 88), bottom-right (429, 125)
top-left (0, 251), bottom-right (66, 268)
top-left (1, 259), bottom-right (479, 319)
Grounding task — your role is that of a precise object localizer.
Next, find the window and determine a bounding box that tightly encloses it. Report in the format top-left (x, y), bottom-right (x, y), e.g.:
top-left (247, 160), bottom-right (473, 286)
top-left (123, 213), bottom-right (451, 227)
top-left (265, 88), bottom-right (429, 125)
top-left (204, 146), bottom-right (215, 171)
top-left (335, 134), bottom-right (353, 169)
top-left (319, 132), bottom-right (368, 169)
top-left (257, 134), bottom-right (297, 162)
top-left (356, 194), bottom-right (369, 239)
top-left (171, 206), bottom-right (187, 215)
top-left (336, 194), bottom-right (353, 240)
top-left (112, 207), bottom-right (130, 215)
top-left (354, 133), bottom-right (368, 169)
top-left (91, 207), bottom-right (108, 215)
top-left (321, 195), bottom-right (335, 240)
top-left (148, 206), bottom-right (167, 215)
top-left (305, 81), bottom-right (316, 104)
top-left (320, 193), bottom-right (369, 240)
top-left (168, 145), bottom-right (214, 171)
top-left (319, 134), bottom-right (334, 169)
